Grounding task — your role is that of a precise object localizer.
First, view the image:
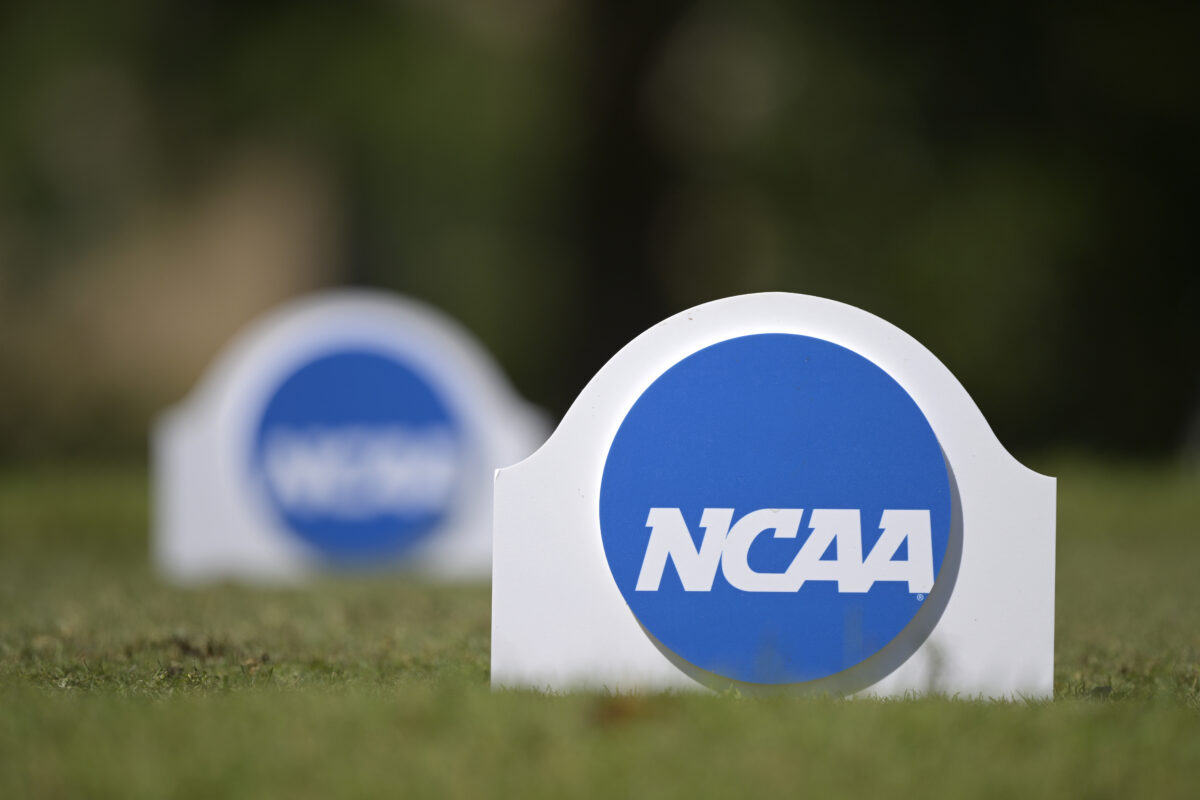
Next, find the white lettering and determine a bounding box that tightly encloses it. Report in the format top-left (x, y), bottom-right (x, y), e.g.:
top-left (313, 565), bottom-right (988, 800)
top-left (784, 509), bottom-right (866, 592)
top-left (721, 509), bottom-right (804, 591)
top-left (635, 508), bottom-right (731, 591)
top-left (263, 424), bottom-right (459, 519)
top-left (636, 507), bottom-right (935, 594)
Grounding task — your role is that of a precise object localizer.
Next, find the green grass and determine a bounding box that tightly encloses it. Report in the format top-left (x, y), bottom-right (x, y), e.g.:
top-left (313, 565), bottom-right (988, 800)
top-left (1, 458), bottom-right (1198, 798)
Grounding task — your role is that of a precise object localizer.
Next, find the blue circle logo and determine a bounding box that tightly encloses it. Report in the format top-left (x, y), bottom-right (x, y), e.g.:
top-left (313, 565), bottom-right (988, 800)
top-left (599, 334), bottom-right (951, 684)
top-left (252, 349), bottom-right (464, 564)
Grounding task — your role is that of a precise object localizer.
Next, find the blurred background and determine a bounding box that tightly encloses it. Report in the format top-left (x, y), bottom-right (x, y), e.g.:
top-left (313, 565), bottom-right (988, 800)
top-left (1, 0), bottom-right (1196, 465)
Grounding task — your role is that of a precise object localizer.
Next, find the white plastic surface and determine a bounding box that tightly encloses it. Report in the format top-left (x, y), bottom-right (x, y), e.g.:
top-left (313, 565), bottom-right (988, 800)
top-left (492, 293), bottom-right (1055, 698)
top-left (154, 289), bottom-right (547, 583)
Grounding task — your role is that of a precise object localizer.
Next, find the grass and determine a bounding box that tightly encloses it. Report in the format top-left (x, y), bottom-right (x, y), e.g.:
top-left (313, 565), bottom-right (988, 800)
top-left (1, 457), bottom-right (1198, 798)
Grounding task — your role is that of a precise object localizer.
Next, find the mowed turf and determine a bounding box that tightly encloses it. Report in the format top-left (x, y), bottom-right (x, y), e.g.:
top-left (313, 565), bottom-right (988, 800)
top-left (1, 459), bottom-right (1198, 798)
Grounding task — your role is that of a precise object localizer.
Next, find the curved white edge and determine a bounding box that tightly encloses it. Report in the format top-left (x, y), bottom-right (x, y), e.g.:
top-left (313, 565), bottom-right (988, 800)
top-left (492, 292), bottom-right (1056, 699)
top-left (185, 289), bottom-right (528, 418)
top-left (511, 293), bottom-right (1049, 485)
top-left (153, 289), bottom-right (550, 583)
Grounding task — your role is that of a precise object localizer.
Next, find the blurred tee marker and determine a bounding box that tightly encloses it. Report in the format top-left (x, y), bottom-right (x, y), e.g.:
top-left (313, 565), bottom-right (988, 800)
top-left (155, 290), bottom-right (546, 582)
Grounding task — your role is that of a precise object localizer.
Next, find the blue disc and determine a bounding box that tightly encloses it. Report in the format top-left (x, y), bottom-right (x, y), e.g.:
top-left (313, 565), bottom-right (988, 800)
top-left (599, 334), bottom-right (950, 684)
top-left (252, 349), bottom-right (463, 564)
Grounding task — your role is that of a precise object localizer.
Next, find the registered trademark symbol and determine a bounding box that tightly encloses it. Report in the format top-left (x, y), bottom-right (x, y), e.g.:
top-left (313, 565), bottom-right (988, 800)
top-left (916, 594), bottom-right (925, 601)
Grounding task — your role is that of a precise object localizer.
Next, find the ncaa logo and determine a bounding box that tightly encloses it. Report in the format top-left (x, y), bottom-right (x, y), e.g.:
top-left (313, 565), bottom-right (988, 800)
top-left (599, 333), bottom-right (952, 685)
top-left (252, 348), bottom-right (464, 564)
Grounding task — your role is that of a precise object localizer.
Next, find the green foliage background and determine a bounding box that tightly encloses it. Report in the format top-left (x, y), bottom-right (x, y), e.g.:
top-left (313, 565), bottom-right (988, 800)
top-left (1, 0), bottom-right (1197, 458)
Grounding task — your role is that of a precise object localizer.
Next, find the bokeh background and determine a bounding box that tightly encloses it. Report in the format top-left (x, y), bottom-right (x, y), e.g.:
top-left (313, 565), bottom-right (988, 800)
top-left (2, 0), bottom-right (1197, 464)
